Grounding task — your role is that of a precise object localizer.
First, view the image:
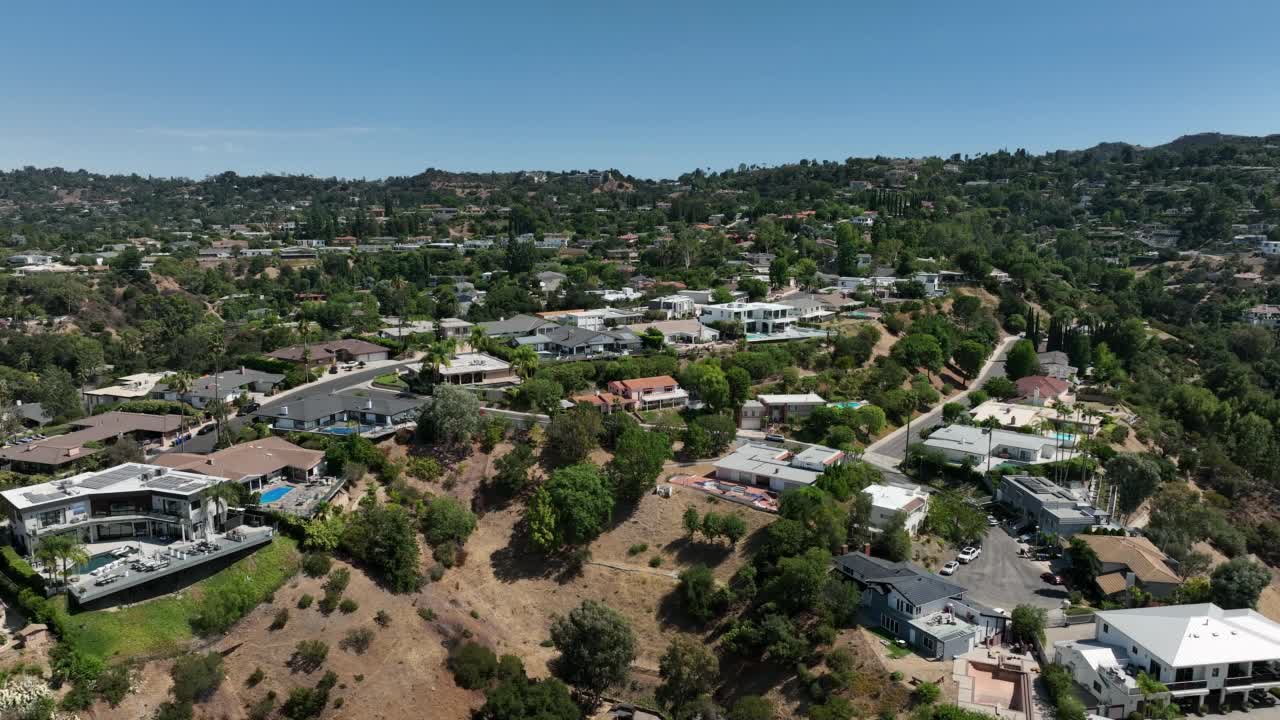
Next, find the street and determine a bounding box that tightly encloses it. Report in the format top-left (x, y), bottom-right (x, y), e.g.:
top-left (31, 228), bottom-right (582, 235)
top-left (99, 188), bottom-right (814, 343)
top-left (165, 357), bottom-right (422, 454)
top-left (863, 334), bottom-right (1018, 469)
top-left (946, 524), bottom-right (1066, 611)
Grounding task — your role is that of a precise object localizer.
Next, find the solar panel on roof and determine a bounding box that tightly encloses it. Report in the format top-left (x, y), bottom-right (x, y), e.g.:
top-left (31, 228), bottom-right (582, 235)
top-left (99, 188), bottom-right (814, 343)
top-left (79, 466), bottom-right (139, 489)
top-left (23, 491), bottom-right (66, 503)
top-left (146, 476), bottom-right (190, 490)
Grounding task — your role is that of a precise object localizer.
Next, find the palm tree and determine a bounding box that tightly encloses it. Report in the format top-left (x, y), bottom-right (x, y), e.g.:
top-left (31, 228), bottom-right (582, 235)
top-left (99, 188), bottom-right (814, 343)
top-left (40, 534), bottom-right (88, 584)
top-left (204, 481), bottom-right (242, 535)
top-left (423, 338), bottom-right (457, 383)
top-left (1136, 671), bottom-right (1170, 718)
top-left (510, 345), bottom-right (539, 380)
top-left (167, 371), bottom-right (196, 445)
top-left (468, 325), bottom-right (489, 354)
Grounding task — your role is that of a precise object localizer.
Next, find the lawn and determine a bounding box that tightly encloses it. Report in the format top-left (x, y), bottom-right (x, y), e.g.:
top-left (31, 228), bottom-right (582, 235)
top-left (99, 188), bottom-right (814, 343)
top-left (373, 372), bottom-right (407, 389)
top-left (638, 409), bottom-right (686, 427)
top-left (59, 535), bottom-right (300, 662)
top-left (869, 627), bottom-right (912, 659)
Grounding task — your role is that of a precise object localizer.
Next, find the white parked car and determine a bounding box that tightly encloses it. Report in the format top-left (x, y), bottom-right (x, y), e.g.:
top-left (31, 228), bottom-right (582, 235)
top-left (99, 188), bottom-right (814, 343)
top-left (957, 547), bottom-right (980, 564)
top-left (940, 561), bottom-right (959, 576)
top-left (987, 515), bottom-right (998, 526)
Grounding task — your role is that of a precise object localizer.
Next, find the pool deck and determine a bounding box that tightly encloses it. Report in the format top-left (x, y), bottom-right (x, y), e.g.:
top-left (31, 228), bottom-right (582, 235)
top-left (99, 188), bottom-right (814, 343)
top-left (63, 526), bottom-right (274, 604)
top-left (256, 477), bottom-right (346, 518)
top-left (952, 649), bottom-right (1039, 720)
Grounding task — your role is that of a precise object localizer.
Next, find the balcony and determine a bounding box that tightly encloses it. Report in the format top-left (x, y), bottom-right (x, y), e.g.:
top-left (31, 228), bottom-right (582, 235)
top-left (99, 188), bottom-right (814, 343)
top-left (1225, 670), bottom-right (1280, 688)
top-left (1165, 679), bottom-right (1209, 693)
top-left (38, 511), bottom-right (185, 533)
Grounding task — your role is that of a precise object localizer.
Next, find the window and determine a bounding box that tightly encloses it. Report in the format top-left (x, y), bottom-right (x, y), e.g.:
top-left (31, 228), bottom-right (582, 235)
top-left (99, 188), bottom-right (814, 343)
top-left (37, 508), bottom-right (65, 527)
top-left (1212, 668), bottom-right (1220, 678)
top-left (1132, 646), bottom-right (1138, 655)
top-left (1175, 668), bottom-right (1193, 683)
top-left (1103, 624), bottom-right (1110, 633)
top-left (1094, 681), bottom-right (1102, 693)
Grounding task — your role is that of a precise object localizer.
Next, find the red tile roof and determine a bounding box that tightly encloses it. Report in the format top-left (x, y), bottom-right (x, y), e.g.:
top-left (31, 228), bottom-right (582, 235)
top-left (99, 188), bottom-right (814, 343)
top-left (1015, 375), bottom-right (1070, 399)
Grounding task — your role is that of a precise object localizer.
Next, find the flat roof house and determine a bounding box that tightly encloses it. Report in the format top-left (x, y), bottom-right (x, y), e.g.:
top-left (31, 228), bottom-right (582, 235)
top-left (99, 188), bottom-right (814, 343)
top-left (863, 483), bottom-right (930, 535)
top-left (1072, 534), bottom-right (1182, 600)
top-left (996, 474), bottom-right (1105, 537)
top-left (922, 424), bottom-right (1064, 472)
top-left (1055, 604), bottom-right (1280, 716)
top-left (624, 319), bottom-right (720, 345)
top-left (757, 393), bottom-right (827, 422)
top-left (606, 375), bottom-right (689, 412)
top-left (1243, 304), bottom-right (1280, 329)
top-left (700, 302), bottom-right (797, 335)
top-left (833, 552), bottom-right (1007, 660)
top-left (648, 294), bottom-right (697, 319)
top-left (713, 442), bottom-right (844, 493)
top-left (0, 462), bottom-right (275, 604)
top-left (82, 372), bottom-right (172, 410)
top-left (436, 352), bottom-right (519, 386)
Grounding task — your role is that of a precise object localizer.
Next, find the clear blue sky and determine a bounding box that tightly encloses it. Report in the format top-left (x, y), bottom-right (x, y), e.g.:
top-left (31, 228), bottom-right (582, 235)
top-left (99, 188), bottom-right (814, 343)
top-left (3, 1), bottom-right (1279, 180)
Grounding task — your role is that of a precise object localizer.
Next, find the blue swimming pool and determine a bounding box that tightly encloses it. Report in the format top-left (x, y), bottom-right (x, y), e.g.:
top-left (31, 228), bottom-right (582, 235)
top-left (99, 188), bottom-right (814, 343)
top-left (1053, 432), bottom-right (1075, 442)
top-left (829, 401), bottom-right (867, 410)
top-left (76, 552), bottom-right (118, 575)
top-left (260, 486), bottom-right (294, 503)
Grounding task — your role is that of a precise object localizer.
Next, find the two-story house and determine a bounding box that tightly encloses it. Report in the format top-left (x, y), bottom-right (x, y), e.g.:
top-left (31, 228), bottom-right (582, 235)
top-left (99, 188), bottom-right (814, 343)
top-left (833, 552), bottom-right (1008, 659)
top-left (1056, 604), bottom-right (1280, 716)
top-left (996, 474), bottom-right (1105, 537)
top-left (606, 376), bottom-right (689, 412)
top-left (700, 302), bottom-right (797, 335)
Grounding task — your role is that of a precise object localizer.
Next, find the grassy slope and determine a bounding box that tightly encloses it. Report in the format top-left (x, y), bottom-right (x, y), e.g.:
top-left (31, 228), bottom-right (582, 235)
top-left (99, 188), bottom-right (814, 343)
top-left (59, 535), bottom-right (300, 662)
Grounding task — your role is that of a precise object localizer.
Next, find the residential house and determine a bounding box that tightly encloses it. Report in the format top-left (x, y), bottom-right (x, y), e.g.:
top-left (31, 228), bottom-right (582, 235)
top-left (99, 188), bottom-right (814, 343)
top-left (153, 436), bottom-right (325, 491)
top-left (1243, 305), bottom-right (1280, 329)
top-left (833, 552), bottom-right (1007, 660)
top-left (0, 411), bottom-right (187, 475)
top-left (537, 271), bottom-right (568, 293)
top-left (713, 443), bottom-right (844, 492)
top-left (153, 368), bottom-right (284, 409)
top-left (1055, 604), bottom-right (1280, 716)
top-left (519, 326), bottom-right (639, 358)
top-left (250, 388), bottom-right (426, 433)
top-left (756, 393), bottom-right (827, 422)
top-left (1037, 351), bottom-right (1079, 380)
top-left (1071, 534), bottom-right (1182, 600)
top-left (738, 400), bottom-right (766, 430)
top-left (623, 320), bottom-right (719, 345)
top-left (989, 269), bottom-right (1011, 284)
top-left (863, 483), bottom-right (930, 535)
top-left (1015, 376), bottom-right (1074, 407)
top-left (921, 425), bottom-right (1063, 472)
top-left (969, 400), bottom-right (1101, 439)
top-left (0, 462), bottom-right (275, 603)
top-left (606, 376), bottom-right (689, 412)
top-left (571, 391), bottom-right (625, 414)
top-left (779, 295), bottom-right (837, 322)
top-left (479, 314), bottom-right (558, 339)
top-left (267, 339), bottom-right (390, 367)
top-left (700, 302), bottom-right (797, 335)
top-left (7, 254), bottom-right (54, 267)
top-left (379, 317), bottom-right (474, 342)
top-left (435, 353), bottom-right (519, 385)
top-left (83, 372), bottom-right (173, 411)
top-left (996, 474), bottom-right (1105, 537)
top-left (648, 294), bottom-right (697, 319)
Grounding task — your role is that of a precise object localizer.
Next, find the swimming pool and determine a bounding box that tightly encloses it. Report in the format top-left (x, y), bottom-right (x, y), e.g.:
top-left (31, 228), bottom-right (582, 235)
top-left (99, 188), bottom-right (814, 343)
top-left (1052, 432), bottom-right (1076, 442)
top-left (829, 401), bottom-right (867, 410)
top-left (260, 486), bottom-right (295, 503)
top-left (76, 552), bottom-right (118, 575)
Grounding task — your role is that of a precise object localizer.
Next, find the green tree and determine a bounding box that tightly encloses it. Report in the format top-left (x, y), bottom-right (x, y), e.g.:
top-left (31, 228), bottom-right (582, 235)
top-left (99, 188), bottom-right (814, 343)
top-left (549, 600), bottom-right (636, 702)
top-left (517, 377), bottom-right (564, 415)
top-left (891, 333), bottom-right (945, 377)
top-left (607, 426), bottom-right (673, 503)
top-left (422, 495), bottom-right (477, 547)
top-left (341, 503), bottom-right (421, 592)
top-left (493, 444), bottom-right (535, 496)
top-left (1105, 453), bottom-right (1163, 517)
top-left (682, 506), bottom-right (700, 537)
top-left (1004, 339), bottom-right (1040, 379)
top-left (1010, 604), bottom-right (1047, 644)
top-left (527, 464), bottom-right (615, 551)
top-left (543, 406), bottom-right (603, 468)
top-left (953, 340), bottom-right (988, 386)
top-left (872, 511), bottom-right (912, 562)
top-left (677, 564), bottom-right (721, 622)
top-left (417, 384), bottom-right (482, 450)
top-left (779, 487), bottom-right (847, 553)
top-left (767, 547), bottom-right (832, 613)
top-left (728, 696), bottom-right (775, 720)
top-left (1211, 557), bottom-right (1271, 609)
top-left (656, 636), bottom-right (719, 719)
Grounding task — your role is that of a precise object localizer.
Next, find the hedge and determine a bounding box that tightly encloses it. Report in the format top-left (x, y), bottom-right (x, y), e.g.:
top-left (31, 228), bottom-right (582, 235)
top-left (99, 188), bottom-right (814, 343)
top-left (0, 547), bottom-right (45, 593)
top-left (92, 399), bottom-right (200, 417)
top-left (237, 355), bottom-right (296, 376)
top-left (0, 569), bottom-right (68, 638)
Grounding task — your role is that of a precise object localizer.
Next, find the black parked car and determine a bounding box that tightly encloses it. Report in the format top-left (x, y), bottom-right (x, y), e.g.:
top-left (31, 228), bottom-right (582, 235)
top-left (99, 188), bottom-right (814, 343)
top-left (197, 424), bottom-right (217, 435)
top-left (240, 402), bottom-right (260, 415)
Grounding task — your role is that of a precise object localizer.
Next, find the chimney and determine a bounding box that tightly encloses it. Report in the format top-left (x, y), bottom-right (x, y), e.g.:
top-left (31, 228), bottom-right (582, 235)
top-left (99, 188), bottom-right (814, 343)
top-left (862, 543), bottom-right (872, 556)
top-left (280, 406), bottom-right (288, 416)
top-left (365, 398), bottom-right (373, 410)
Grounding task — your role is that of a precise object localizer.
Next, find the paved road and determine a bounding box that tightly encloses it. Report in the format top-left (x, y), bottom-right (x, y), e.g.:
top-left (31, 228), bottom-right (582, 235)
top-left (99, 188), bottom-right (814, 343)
top-left (947, 523), bottom-right (1066, 611)
top-left (166, 358), bottom-right (422, 454)
top-left (864, 335), bottom-right (1019, 468)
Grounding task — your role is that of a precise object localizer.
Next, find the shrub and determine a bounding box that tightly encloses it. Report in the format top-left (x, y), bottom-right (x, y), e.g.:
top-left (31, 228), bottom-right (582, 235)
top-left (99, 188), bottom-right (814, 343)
top-left (170, 651), bottom-right (225, 704)
top-left (341, 627), bottom-right (375, 654)
top-left (418, 607), bottom-right (437, 622)
top-left (649, 555), bottom-right (663, 568)
top-left (339, 598), bottom-right (359, 614)
top-left (429, 563), bottom-right (446, 582)
top-left (318, 591), bottom-right (340, 614)
top-left (290, 640), bottom-right (329, 673)
top-left (323, 568), bottom-right (351, 594)
top-left (246, 667), bottom-right (265, 687)
top-left (628, 543), bottom-right (649, 556)
top-left (301, 553), bottom-right (332, 578)
top-left (155, 700), bottom-right (194, 720)
top-left (915, 681), bottom-right (941, 705)
top-left (246, 693), bottom-right (276, 720)
top-left (297, 594), bottom-right (314, 609)
top-left (374, 609), bottom-right (391, 628)
top-left (280, 671), bottom-right (337, 720)
top-left (96, 664), bottom-right (132, 707)
top-left (448, 641), bottom-right (498, 689)
top-left (270, 608), bottom-right (290, 631)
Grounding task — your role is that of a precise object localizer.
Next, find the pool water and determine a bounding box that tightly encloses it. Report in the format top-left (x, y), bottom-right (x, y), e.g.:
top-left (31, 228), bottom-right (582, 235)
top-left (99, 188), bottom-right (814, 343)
top-left (829, 401), bottom-right (867, 410)
top-left (1053, 432), bottom-right (1075, 442)
top-left (260, 486), bottom-right (295, 503)
top-left (76, 552), bottom-right (118, 574)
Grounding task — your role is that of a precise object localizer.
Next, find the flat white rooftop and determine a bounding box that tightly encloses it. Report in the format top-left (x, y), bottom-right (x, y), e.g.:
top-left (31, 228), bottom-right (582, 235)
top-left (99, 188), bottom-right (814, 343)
top-left (1, 463), bottom-right (220, 511)
top-left (865, 483), bottom-right (928, 512)
top-left (438, 352), bottom-right (511, 375)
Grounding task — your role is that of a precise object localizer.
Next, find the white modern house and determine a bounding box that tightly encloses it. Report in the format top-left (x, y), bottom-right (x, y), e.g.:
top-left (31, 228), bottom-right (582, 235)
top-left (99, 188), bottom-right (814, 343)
top-left (921, 425), bottom-right (1064, 472)
top-left (1056, 604), bottom-right (1280, 716)
top-left (647, 294), bottom-right (697, 319)
top-left (713, 443), bottom-right (844, 492)
top-left (700, 302), bottom-right (797, 335)
top-left (756, 393), bottom-right (827, 422)
top-left (863, 483), bottom-right (929, 535)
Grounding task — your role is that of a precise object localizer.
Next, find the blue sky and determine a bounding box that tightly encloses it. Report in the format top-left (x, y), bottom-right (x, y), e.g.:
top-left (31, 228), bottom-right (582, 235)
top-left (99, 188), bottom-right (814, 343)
top-left (3, 1), bottom-right (1279, 180)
